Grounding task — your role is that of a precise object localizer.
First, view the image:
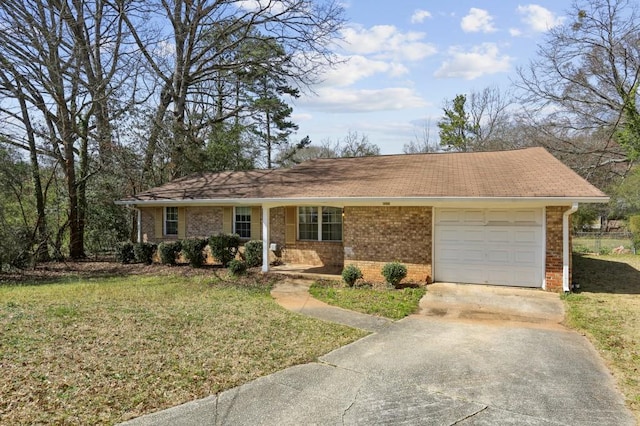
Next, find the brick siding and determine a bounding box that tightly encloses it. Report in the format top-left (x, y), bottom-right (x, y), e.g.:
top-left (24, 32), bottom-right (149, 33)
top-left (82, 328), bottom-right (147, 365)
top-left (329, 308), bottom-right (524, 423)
top-left (186, 206), bottom-right (223, 238)
top-left (545, 206), bottom-right (566, 292)
top-left (343, 206), bottom-right (432, 283)
top-left (139, 207), bottom-right (156, 242)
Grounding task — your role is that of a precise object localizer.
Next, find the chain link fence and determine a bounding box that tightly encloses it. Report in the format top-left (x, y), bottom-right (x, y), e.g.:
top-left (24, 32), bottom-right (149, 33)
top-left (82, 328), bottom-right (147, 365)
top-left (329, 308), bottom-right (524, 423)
top-left (573, 232), bottom-right (635, 254)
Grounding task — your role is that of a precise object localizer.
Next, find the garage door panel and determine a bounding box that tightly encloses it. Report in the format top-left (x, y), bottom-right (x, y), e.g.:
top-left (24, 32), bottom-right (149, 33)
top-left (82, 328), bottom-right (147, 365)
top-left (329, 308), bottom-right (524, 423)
top-left (486, 249), bottom-right (510, 263)
top-left (486, 229), bottom-right (510, 243)
top-left (435, 208), bottom-right (543, 287)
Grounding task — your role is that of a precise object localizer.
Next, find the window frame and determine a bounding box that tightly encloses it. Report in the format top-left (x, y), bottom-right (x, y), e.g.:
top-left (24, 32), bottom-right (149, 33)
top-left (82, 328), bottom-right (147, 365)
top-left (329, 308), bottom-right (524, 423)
top-left (297, 206), bottom-right (342, 242)
top-left (234, 206), bottom-right (252, 239)
top-left (164, 206), bottom-right (178, 236)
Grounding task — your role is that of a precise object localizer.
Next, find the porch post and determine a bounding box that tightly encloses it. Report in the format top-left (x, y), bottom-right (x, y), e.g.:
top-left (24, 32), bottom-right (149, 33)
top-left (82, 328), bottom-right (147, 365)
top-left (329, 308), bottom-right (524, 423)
top-left (262, 205), bottom-right (270, 272)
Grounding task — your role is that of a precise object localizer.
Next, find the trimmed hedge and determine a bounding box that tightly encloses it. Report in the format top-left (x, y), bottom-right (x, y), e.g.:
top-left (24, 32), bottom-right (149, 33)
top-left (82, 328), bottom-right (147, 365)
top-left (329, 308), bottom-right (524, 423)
top-left (115, 241), bottom-right (135, 264)
top-left (209, 233), bottom-right (240, 267)
top-left (342, 264), bottom-right (363, 287)
top-left (134, 242), bottom-right (156, 265)
top-left (228, 259), bottom-right (247, 276)
top-left (244, 240), bottom-right (263, 268)
top-left (182, 238), bottom-right (208, 267)
top-left (381, 262), bottom-right (407, 288)
top-left (158, 241), bottom-right (182, 265)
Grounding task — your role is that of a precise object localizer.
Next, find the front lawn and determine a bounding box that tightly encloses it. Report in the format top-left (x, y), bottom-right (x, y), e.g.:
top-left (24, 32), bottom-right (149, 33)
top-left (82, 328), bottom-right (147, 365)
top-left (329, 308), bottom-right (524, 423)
top-left (0, 272), bottom-right (366, 424)
top-left (309, 281), bottom-right (426, 320)
top-left (564, 254), bottom-right (640, 422)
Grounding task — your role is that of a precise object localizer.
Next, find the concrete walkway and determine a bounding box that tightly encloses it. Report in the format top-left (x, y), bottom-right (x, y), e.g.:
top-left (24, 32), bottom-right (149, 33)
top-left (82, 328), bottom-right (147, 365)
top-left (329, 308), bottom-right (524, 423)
top-left (121, 281), bottom-right (636, 426)
top-left (270, 278), bottom-right (392, 332)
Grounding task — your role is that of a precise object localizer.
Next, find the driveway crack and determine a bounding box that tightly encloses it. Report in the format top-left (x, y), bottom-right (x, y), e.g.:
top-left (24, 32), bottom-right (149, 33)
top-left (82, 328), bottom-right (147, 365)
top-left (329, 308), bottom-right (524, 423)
top-left (451, 405), bottom-right (488, 425)
top-left (341, 384), bottom-right (363, 425)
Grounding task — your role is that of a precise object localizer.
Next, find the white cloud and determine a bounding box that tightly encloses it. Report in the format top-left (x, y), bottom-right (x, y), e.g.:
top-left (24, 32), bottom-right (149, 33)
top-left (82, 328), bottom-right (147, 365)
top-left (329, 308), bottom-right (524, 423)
top-left (509, 28), bottom-right (522, 37)
top-left (461, 8), bottom-right (497, 33)
top-left (291, 112), bottom-right (313, 122)
top-left (301, 87), bottom-right (428, 113)
top-left (516, 4), bottom-right (564, 33)
top-left (340, 25), bottom-right (437, 62)
top-left (321, 55), bottom-right (409, 87)
top-left (236, 0), bottom-right (287, 14)
top-left (434, 43), bottom-right (512, 80)
top-left (411, 9), bottom-right (432, 24)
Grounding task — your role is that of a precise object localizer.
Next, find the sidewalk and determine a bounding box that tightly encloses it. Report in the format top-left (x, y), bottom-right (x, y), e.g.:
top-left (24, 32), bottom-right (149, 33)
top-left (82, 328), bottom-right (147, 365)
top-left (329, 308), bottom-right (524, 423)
top-left (270, 278), bottom-right (392, 332)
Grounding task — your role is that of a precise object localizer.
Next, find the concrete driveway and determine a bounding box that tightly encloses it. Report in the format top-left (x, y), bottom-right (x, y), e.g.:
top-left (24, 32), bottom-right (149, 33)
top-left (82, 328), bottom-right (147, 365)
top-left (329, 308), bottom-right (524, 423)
top-left (122, 282), bottom-right (635, 425)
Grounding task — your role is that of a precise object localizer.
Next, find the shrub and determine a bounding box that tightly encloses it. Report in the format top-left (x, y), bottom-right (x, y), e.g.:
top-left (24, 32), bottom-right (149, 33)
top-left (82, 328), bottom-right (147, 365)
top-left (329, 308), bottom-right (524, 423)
top-left (208, 233), bottom-right (240, 267)
top-left (158, 241), bottom-right (182, 265)
top-left (134, 242), bottom-right (156, 265)
top-left (342, 264), bottom-right (363, 287)
top-left (381, 262), bottom-right (407, 288)
top-left (244, 240), bottom-right (263, 268)
top-left (182, 238), bottom-right (208, 267)
top-left (115, 241), bottom-right (135, 264)
top-left (228, 259), bottom-right (247, 276)
top-left (0, 225), bottom-right (32, 270)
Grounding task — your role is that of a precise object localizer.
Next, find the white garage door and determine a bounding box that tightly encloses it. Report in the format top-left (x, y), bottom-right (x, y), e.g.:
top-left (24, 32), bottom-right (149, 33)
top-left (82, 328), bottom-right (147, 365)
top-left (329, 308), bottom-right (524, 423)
top-left (434, 208), bottom-right (543, 287)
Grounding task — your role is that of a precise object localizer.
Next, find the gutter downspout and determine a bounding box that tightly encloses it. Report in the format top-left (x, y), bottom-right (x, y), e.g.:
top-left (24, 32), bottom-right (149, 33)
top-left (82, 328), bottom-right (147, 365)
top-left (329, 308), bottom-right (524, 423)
top-left (563, 203), bottom-right (579, 293)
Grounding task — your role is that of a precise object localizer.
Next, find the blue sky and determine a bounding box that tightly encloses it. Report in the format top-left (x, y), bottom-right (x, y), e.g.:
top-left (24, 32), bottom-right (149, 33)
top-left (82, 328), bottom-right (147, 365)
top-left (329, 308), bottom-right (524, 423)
top-left (291, 0), bottom-right (572, 154)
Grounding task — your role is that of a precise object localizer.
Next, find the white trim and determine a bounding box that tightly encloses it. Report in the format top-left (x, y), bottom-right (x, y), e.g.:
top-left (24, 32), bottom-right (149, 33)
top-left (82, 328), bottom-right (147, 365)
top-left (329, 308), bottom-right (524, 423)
top-left (116, 195), bottom-right (608, 208)
top-left (137, 209), bottom-right (142, 243)
top-left (563, 203), bottom-right (579, 292)
top-left (296, 206), bottom-right (343, 242)
top-left (431, 206), bottom-right (435, 282)
top-left (542, 206), bottom-right (547, 290)
top-left (233, 206), bottom-right (252, 239)
top-left (262, 206), bottom-right (270, 273)
top-left (164, 206), bottom-right (178, 236)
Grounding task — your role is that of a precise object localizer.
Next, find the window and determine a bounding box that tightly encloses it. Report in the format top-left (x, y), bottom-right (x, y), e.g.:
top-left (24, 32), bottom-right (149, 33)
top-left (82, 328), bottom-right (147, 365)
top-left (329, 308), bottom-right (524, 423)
top-left (298, 206), bottom-right (342, 241)
top-left (165, 207), bottom-right (178, 235)
top-left (234, 207), bottom-right (252, 239)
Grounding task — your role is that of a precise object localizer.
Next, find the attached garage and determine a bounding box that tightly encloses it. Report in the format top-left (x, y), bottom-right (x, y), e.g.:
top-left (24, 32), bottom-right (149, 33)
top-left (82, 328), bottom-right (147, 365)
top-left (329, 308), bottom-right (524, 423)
top-left (119, 148), bottom-right (609, 292)
top-left (434, 208), bottom-right (544, 287)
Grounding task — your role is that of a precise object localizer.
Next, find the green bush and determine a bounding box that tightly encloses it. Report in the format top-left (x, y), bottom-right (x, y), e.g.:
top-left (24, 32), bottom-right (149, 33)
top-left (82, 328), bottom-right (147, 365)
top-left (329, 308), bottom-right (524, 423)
top-left (342, 264), bottom-right (363, 287)
top-left (0, 225), bottom-right (32, 270)
top-left (228, 259), bottom-right (247, 276)
top-left (244, 240), bottom-right (263, 268)
top-left (134, 242), bottom-right (156, 265)
top-left (381, 262), bottom-right (407, 288)
top-left (158, 241), bottom-right (182, 265)
top-left (115, 241), bottom-right (135, 264)
top-left (208, 233), bottom-right (240, 267)
top-left (182, 238), bottom-right (208, 267)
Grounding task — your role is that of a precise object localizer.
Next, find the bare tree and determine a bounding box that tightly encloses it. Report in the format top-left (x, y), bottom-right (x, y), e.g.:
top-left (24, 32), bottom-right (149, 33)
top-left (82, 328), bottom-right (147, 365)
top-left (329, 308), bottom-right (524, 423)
top-left (0, 0), bottom-right (134, 258)
top-left (403, 119), bottom-right (439, 153)
top-left (516, 0), bottom-right (640, 180)
top-left (114, 0), bottom-right (345, 180)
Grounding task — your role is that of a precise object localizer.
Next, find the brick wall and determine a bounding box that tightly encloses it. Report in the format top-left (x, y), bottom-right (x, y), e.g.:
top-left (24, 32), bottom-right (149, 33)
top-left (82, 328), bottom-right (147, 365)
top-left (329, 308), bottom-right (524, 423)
top-left (140, 208), bottom-right (156, 242)
top-left (343, 206), bottom-right (432, 283)
top-left (268, 207), bottom-right (343, 267)
top-left (545, 206), bottom-right (566, 292)
top-left (186, 206), bottom-right (223, 238)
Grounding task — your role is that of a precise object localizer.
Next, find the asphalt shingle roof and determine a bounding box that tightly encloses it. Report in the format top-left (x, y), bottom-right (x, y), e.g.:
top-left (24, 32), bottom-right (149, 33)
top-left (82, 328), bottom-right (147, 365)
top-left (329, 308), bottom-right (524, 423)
top-left (120, 147), bottom-right (607, 203)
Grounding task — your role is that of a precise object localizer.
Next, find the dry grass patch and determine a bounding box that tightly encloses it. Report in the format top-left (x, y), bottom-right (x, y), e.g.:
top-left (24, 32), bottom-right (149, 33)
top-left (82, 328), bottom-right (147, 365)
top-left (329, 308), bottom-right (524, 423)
top-left (564, 254), bottom-right (640, 422)
top-left (0, 273), bottom-right (366, 425)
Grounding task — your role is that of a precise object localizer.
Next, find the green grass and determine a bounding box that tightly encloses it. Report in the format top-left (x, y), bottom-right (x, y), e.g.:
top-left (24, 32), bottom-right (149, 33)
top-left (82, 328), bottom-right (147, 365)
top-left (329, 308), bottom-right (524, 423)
top-left (309, 281), bottom-right (426, 320)
top-left (0, 274), bottom-right (366, 425)
top-left (564, 254), bottom-right (640, 422)
top-left (573, 236), bottom-right (633, 254)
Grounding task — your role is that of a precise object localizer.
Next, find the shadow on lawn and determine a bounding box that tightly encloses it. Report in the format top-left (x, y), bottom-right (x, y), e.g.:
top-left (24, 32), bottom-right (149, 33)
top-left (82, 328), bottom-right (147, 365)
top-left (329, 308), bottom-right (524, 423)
top-left (573, 254), bottom-right (640, 295)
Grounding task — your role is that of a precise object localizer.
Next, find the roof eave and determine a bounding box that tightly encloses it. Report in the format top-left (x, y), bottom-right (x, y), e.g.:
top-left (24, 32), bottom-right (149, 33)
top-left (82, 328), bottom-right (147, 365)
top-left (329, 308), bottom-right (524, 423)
top-left (115, 195), bottom-right (609, 207)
